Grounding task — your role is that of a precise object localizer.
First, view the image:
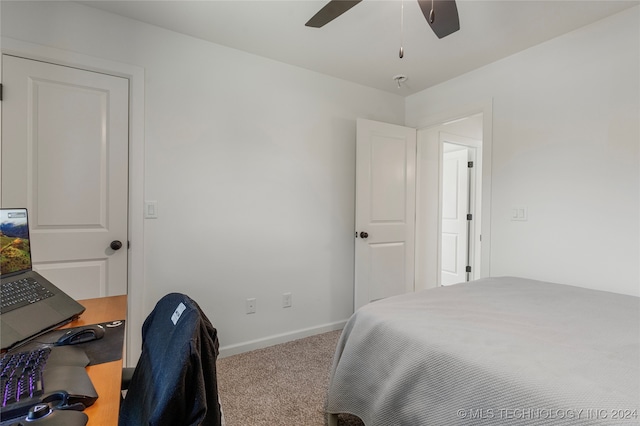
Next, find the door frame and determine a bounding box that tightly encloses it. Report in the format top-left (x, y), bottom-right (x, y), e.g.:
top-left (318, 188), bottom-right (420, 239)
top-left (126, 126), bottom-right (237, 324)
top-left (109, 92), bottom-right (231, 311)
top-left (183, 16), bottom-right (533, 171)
top-left (414, 100), bottom-right (493, 291)
top-left (1, 37), bottom-right (146, 367)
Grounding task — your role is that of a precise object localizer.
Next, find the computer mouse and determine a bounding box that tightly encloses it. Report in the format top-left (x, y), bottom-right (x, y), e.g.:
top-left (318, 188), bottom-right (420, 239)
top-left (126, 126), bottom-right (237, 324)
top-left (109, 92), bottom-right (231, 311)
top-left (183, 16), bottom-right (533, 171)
top-left (55, 324), bottom-right (105, 346)
top-left (8, 403), bottom-right (89, 425)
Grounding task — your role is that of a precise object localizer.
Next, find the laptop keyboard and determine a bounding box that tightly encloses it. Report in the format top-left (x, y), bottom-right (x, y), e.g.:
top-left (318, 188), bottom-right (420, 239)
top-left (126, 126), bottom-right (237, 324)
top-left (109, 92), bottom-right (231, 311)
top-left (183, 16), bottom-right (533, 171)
top-left (0, 347), bottom-right (49, 407)
top-left (0, 278), bottom-right (54, 314)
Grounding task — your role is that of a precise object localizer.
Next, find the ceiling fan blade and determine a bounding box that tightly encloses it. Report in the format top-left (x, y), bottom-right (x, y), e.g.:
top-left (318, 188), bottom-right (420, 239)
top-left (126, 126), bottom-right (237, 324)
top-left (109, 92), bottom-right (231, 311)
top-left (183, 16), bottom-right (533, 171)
top-left (305, 0), bottom-right (363, 28)
top-left (417, 0), bottom-right (460, 39)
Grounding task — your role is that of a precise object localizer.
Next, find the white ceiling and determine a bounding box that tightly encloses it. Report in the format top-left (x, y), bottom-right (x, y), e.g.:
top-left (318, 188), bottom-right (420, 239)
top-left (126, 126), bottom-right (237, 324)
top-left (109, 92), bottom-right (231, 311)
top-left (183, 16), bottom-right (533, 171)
top-left (80, 0), bottom-right (638, 95)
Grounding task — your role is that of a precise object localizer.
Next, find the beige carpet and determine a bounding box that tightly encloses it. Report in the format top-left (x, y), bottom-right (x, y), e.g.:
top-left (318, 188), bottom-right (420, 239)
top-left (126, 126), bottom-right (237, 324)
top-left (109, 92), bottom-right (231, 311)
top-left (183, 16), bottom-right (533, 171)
top-left (217, 330), bottom-right (364, 426)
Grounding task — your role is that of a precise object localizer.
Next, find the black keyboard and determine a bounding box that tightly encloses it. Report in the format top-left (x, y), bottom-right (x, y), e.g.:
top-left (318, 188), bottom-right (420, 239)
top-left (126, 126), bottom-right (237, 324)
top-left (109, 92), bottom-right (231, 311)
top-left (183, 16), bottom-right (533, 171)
top-left (0, 346), bottom-right (98, 423)
top-left (0, 348), bottom-right (49, 417)
top-left (0, 278), bottom-right (54, 314)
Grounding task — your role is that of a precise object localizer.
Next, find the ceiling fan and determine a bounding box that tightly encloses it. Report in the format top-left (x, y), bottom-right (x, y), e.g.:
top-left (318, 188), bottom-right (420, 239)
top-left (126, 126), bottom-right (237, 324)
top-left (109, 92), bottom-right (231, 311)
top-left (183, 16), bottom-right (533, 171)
top-left (305, 0), bottom-right (460, 39)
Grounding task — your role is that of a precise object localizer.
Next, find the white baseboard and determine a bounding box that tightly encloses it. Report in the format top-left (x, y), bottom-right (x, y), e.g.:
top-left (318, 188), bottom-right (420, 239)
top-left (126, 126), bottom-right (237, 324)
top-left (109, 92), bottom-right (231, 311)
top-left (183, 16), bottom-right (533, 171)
top-left (218, 320), bottom-right (347, 358)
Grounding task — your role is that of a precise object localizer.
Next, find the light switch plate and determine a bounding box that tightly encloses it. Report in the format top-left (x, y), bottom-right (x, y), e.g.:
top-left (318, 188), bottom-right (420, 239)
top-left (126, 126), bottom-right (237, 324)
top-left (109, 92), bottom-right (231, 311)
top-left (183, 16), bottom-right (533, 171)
top-left (145, 201), bottom-right (158, 219)
top-left (511, 206), bottom-right (527, 221)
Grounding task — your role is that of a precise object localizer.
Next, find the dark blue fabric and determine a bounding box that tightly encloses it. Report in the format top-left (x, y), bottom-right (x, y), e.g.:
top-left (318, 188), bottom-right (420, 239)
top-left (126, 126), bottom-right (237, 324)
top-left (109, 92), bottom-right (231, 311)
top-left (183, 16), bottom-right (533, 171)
top-left (119, 293), bottom-right (222, 426)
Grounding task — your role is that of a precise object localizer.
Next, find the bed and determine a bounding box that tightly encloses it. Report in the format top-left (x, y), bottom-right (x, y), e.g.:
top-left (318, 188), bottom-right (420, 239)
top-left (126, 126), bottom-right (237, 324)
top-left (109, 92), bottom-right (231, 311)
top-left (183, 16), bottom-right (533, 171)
top-left (326, 277), bottom-right (639, 425)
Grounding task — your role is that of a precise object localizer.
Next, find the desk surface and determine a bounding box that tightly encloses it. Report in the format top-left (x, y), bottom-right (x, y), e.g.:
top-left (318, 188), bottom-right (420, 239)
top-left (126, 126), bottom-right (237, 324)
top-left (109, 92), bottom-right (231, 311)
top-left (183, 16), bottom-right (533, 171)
top-left (63, 295), bottom-right (127, 426)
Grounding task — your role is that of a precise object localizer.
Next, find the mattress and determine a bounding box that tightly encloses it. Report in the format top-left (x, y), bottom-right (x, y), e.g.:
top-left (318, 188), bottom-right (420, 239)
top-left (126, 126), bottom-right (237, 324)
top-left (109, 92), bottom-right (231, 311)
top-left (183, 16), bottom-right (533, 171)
top-left (327, 277), bottom-right (640, 425)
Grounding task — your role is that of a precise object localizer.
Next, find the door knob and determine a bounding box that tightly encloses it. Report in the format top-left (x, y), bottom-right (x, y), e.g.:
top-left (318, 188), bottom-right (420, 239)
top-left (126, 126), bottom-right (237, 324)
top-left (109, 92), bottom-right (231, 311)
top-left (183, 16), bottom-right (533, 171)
top-left (359, 232), bottom-right (368, 239)
top-left (110, 240), bottom-right (123, 250)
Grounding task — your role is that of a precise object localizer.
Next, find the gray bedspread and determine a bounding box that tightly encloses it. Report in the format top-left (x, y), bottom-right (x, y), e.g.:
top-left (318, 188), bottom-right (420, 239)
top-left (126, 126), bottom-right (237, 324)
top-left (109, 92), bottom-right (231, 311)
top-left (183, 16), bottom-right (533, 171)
top-left (327, 277), bottom-right (640, 425)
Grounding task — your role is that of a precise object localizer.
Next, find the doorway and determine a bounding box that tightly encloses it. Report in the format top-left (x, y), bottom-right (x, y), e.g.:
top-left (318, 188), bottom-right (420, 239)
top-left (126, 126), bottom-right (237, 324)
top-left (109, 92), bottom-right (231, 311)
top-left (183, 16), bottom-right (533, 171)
top-left (0, 38), bottom-right (146, 367)
top-left (414, 111), bottom-right (487, 290)
top-left (354, 104), bottom-right (492, 306)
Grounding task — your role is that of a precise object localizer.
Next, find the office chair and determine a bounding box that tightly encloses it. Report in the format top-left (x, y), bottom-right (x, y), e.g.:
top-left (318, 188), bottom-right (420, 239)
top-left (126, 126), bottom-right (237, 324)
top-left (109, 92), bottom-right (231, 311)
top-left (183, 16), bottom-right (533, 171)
top-left (119, 293), bottom-right (223, 426)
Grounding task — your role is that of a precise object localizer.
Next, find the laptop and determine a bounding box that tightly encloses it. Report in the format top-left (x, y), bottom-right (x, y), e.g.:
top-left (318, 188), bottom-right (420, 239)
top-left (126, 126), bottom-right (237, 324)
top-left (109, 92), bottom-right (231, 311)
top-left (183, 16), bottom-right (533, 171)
top-left (1, 208), bottom-right (85, 351)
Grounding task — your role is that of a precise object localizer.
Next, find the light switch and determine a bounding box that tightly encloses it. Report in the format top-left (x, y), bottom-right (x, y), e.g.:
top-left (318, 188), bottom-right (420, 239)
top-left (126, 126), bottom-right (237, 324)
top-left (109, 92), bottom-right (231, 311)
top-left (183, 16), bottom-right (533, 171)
top-left (145, 201), bottom-right (158, 219)
top-left (511, 206), bottom-right (527, 221)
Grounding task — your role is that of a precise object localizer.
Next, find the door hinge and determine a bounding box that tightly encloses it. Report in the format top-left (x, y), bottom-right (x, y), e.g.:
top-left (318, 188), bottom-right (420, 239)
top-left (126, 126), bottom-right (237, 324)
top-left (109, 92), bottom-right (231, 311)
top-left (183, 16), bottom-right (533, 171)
top-left (468, 161), bottom-right (474, 168)
top-left (466, 266), bottom-right (472, 273)
top-left (466, 213), bottom-right (472, 220)
top-left (0, 84), bottom-right (3, 101)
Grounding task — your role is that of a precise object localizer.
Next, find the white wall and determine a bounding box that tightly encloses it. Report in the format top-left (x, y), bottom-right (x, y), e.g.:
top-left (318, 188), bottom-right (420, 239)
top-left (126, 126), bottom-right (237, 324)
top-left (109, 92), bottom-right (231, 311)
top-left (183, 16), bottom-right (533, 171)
top-left (407, 6), bottom-right (640, 296)
top-left (2, 1), bottom-right (638, 360)
top-left (1, 1), bottom-right (405, 356)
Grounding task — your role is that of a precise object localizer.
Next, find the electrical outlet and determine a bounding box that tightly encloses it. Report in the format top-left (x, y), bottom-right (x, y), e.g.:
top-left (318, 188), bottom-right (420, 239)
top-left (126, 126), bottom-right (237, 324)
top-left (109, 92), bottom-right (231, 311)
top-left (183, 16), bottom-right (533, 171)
top-left (246, 298), bottom-right (256, 314)
top-left (282, 292), bottom-right (292, 308)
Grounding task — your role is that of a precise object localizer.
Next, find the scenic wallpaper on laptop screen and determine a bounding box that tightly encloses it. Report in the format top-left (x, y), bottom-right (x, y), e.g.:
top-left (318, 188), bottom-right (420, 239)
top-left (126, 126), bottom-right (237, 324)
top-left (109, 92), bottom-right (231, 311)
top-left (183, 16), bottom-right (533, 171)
top-left (0, 210), bottom-right (32, 275)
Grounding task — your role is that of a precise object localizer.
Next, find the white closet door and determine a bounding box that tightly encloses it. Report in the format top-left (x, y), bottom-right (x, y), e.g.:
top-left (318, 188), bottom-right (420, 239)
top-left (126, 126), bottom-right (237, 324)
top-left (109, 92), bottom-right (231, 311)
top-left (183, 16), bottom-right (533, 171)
top-left (2, 55), bottom-right (129, 299)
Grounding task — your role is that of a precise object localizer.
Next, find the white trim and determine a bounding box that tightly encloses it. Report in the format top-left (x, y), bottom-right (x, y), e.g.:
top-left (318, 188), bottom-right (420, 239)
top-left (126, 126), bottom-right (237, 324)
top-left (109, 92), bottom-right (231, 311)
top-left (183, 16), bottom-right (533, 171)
top-left (218, 320), bottom-right (346, 358)
top-left (1, 37), bottom-right (146, 367)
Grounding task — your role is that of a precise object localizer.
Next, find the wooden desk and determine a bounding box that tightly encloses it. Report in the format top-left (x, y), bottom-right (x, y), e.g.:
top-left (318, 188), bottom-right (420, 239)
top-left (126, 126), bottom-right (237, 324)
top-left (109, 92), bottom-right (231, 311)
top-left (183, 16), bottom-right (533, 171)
top-left (62, 295), bottom-right (127, 426)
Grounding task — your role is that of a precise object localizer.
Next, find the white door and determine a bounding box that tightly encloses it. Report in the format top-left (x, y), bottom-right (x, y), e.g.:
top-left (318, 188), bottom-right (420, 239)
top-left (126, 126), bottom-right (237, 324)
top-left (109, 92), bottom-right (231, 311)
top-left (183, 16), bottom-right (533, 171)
top-left (354, 119), bottom-right (416, 310)
top-left (440, 147), bottom-right (469, 286)
top-left (1, 55), bottom-right (129, 299)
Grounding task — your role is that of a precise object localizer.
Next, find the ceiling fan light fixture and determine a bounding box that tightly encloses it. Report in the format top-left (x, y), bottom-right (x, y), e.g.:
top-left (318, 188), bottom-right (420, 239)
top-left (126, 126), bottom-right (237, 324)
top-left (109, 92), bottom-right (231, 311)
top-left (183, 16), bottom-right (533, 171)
top-left (393, 74), bottom-right (408, 88)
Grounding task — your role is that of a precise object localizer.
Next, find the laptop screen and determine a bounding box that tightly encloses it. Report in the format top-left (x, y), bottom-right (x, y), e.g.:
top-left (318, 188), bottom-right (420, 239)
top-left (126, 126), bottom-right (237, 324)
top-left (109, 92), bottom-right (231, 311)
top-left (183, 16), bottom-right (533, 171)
top-left (0, 208), bottom-right (33, 277)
